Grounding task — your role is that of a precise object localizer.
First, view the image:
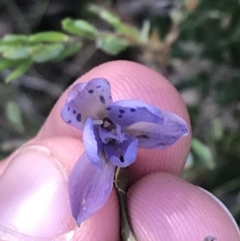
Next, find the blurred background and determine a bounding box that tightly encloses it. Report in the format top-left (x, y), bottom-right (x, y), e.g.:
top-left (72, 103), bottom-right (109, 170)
top-left (0, 0), bottom-right (240, 227)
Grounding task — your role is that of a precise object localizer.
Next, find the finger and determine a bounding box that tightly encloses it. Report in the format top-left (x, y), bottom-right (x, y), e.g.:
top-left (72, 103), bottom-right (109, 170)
top-left (128, 173), bottom-right (240, 241)
top-left (0, 138), bottom-right (119, 241)
top-left (0, 60), bottom-right (190, 240)
top-left (39, 60), bottom-right (191, 182)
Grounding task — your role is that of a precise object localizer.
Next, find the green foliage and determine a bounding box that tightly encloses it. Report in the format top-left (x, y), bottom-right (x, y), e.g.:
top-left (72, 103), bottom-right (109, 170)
top-left (191, 138), bottom-right (215, 170)
top-left (30, 43), bottom-right (65, 63)
top-left (62, 18), bottom-right (97, 37)
top-left (5, 101), bottom-right (24, 132)
top-left (88, 4), bottom-right (122, 29)
top-left (0, 5), bottom-right (148, 82)
top-left (29, 32), bottom-right (69, 42)
top-left (6, 59), bottom-right (32, 82)
top-left (96, 35), bottom-right (129, 55)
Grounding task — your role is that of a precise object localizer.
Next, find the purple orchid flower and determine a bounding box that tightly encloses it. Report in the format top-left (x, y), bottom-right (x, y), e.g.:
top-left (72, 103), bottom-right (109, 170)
top-left (61, 78), bottom-right (189, 225)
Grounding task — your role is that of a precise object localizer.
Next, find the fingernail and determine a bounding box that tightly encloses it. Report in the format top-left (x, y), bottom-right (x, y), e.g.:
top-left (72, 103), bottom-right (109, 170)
top-left (0, 146), bottom-right (74, 239)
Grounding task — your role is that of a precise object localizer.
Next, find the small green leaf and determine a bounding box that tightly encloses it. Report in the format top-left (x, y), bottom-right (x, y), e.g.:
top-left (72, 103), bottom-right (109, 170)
top-left (0, 45), bottom-right (9, 52)
top-left (53, 42), bottom-right (82, 61)
top-left (191, 138), bottom-right (215, 170)
top-left (29, 31), bottom-right (69, 42)
top-left (2, 46), bottom-right (29, 60)
top-left (139, 20), bottom-right (150, 44)
top-left (0, 58), bottom-right (19, 71)
top-left (30, 43), bottom-right (64, 63)
top-left (62, 18), bottom-right (97, 37)
top-left (88, 4), bottom-right (121, 28)
top-left (210, 119), bottom-right (223, 141)
top-left (5, 101), bottom-right (24, 132)
top-left (6, 59), bottom-right (32, 82)
top-left (2, 34), bottom-right (29, 44)
top-left (96, 35), bottom-right (129, 55)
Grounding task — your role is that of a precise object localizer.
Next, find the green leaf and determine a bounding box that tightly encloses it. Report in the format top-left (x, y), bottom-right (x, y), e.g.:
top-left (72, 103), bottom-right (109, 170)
top-left (29, 31), bottom-right (69, 42)
top-left (2, 46), bottom-right (29, 60)
top-left (88, 4), bottom-right (121, 28)
top-left (0, 58), bottom-right (20, 71)
top-left (62, 18), bottom-right (97, 37)
top-left (30, 43), bottom-right (64, 63)
top-left (53, 42), bottom-right (82, 61)
top-left (6, 59), bottom-right (32, 82)
top-left (88, 5), bottom-right (139, 39)
top-left (5, 101), bottom-right (24, 132)
top-left (2, 34), bottom-right (29, 44)
top-left (96, 35), bottom-right (129, 55)
top-left (191, 138), bottom-right (215, 170)
top-left (210, 119), bottom-right (223, 141)
top-left (139, 20), bottom-right (150, 44)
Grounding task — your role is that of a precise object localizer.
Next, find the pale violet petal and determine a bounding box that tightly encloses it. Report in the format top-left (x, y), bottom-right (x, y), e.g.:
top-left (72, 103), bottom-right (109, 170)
top-left (107, 100), bottom-right (163, 128)
top-left (61, 83), bottom-right (87, 130)
top-left (104, 135), bottom-right (138, 167)
top-left (61, 78), bottom-right (113, 129)
top-left (66, 83), bottom-right (87, 103)
top-left (68, 152), bottom-right (115, 225)
top-left (126, 111), bottom-right (189, 149)
top-left (99, 123), bottom-right (126, 144)
top-left (83, 118), bottom-right (103, 168)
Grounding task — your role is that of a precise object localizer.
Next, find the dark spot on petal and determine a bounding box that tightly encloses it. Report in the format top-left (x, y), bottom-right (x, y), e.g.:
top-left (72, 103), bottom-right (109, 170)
top-left (100, 95), bottom-right (105, 104)
top-left (119, 109), bottom-right (125, 114)
top-left (73, 110), bottom-right (76, 114)
top-left (96, 85), bottom-right (101, 88)
top-left (130, 108), bottom-right (136, 112)
top-left (76, 113), bottom-right (81, 122)
top-left (67, 120), bottom-right (72, 124)
top-left (120, 155), bottom-right (124, 163)
top-left (88, 89), bottom-right (94, 94)
top-left (67, 107), bottom-right (70, 111)
top-left (109, 96), bottom-right (112, 99)
top-left (106, 107), bottom-right (111, 110)
top-left (118, 115), bottom-right (122, 118)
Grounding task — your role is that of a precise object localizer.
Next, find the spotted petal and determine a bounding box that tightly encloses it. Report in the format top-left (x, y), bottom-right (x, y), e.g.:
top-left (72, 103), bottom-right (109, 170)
top-left (126, 111), bottom-right (189, 149)
top-left (83, 118), bottom-right (103, 168)
top-left (61, 83), bottom-right (87, 130)
top-left (68, 152), bottom-right (115, 226)
top-left (61, 78), bottom-right (113, 130)
top-left (107, 100), bottom-right (163, 128)
top-left (104, 135), bottom-right (138, 167)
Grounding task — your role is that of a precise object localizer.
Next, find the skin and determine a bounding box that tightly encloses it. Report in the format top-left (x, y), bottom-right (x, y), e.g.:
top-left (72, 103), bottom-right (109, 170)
top-left (0, 61), bottom-right (239, 241)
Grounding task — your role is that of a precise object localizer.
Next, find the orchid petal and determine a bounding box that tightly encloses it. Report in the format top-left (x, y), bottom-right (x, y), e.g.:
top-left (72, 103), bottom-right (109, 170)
top-left (61, 78), bottom-right (113, 130)
top-left (107, 100), bottom-right (163, 128)
top-left (99, 123), bottom-right (126, 144)
top-left (61, 83), bottom-right (87, 130)
top-left (104, 135), bottom-right (138, 167)
top-left (83, 118), bottom-right (103, 168)
top-left (68, 152), bottom-right (115, 226)
top-left (126, 111), bottom-right (189, 149)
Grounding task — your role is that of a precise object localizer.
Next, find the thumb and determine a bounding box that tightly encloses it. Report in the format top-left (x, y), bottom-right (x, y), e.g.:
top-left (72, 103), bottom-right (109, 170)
top-left (0, 137), bottom-right (119, 241)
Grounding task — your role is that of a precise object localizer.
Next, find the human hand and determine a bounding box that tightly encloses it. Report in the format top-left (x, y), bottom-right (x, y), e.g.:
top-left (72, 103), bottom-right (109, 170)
top-left (0, 61), bottom-right (239, 241)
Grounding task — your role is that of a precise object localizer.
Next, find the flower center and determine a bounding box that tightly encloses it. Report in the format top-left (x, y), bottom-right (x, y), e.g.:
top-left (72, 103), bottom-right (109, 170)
top-left (94, 117), bottom-right (126, 144)
top-left (101, 117), bottom-right (116, 131)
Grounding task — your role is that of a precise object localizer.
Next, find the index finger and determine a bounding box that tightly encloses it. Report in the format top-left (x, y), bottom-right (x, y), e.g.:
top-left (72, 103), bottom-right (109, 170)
top-left (39, 60), bottom-right (191, 182)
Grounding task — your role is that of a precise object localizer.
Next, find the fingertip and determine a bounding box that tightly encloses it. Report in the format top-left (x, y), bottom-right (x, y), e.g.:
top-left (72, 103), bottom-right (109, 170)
top-left (128, 173), bottom-right (239, 241)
